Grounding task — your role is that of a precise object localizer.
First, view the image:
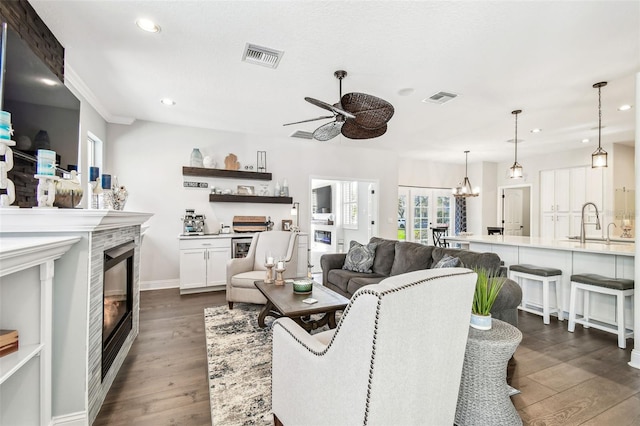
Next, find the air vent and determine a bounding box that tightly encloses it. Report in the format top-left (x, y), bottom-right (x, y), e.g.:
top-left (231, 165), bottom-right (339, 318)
top-left (423, 91), bottom-right (459, 104)
top-left (242, 43), bottom-right (284, 69)
top-left (289, 130), bottom-right (314, 139)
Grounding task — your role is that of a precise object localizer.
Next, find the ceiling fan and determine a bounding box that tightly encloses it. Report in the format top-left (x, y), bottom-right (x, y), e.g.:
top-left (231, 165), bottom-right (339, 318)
top-left (283, 70), bottom-right (394, 141)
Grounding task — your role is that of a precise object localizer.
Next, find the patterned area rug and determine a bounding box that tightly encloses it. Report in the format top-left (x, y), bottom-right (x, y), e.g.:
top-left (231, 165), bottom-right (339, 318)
top-left (205, 304), bottom-right (273, 425)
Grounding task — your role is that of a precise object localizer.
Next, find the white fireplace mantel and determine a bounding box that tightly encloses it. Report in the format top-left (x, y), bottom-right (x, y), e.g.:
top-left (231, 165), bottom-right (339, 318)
top-left (0, 209), bottom-right (152, 233)
top-left (0, 208), bottom-right (153, 424)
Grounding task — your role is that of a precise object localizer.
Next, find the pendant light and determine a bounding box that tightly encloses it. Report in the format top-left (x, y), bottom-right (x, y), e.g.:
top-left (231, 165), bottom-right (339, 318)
top-left (453, 151), bottom-right (479, 198)
top-left (509, 109), bottom-right (523, 179)
top-left (591, 81), bottom-right (608, 168)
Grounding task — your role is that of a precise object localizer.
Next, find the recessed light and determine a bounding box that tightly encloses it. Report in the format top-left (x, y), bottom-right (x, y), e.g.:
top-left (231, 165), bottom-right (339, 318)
top-left (618, 104), bottom-right (632, 111)
top-left (136, 18), bottom-right (161, 33)
top-left (398, 88), bottom-right (414, 96)
top-left (581, 138), bottom-right (590, 144)
top-left (530, 128), bottom-right (542, 133)
top-left (160, 98), bottom-right (175, 106)
top-left (40, 78), bottom-right (57, 86)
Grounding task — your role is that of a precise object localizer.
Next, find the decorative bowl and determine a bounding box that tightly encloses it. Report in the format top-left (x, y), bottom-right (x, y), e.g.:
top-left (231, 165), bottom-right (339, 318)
top-left (292, 279), bottom-right (313, 294)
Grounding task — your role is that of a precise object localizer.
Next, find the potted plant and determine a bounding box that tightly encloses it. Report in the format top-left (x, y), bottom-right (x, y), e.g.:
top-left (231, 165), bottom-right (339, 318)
top-left (470, 268), bottom-right (505, 330)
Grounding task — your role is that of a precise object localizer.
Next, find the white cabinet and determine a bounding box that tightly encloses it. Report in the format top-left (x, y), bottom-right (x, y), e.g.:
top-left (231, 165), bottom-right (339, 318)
top-left (0, 236), bottom-right (78, 426)
top-left (179, 238), bottom-right (231, 294)
top-left (540, 166), bottom-right (603, 239)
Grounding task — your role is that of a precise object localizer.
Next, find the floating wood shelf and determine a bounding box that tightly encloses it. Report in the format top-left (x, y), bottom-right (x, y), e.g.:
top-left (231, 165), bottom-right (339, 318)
top-left (209, 194), bottom-right (292, 204)
top-left (182, 166), bottom-right (272, 180)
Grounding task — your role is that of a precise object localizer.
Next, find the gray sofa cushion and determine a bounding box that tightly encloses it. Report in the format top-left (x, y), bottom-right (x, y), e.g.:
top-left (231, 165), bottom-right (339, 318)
top-left (390, 241), bottom-right (434, 276)
top-left (346, 276), bottom-right (386, 296)
top-left (327, 269), bottom-right (385, 294)
top-left (432, 247), bottom-right (501, 274)
top-left (369, 237), bottom-right (396, 276)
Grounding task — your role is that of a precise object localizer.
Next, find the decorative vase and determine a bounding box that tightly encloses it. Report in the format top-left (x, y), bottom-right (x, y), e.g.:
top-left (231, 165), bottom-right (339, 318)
top-left (33, 130), bottom-right (51, 150)
top-left (190, 148), bottom-right (204, 167)
top-left (54, 171), bottom-right (83, 208)
top-left (470, 313), bottom-right (492, 330)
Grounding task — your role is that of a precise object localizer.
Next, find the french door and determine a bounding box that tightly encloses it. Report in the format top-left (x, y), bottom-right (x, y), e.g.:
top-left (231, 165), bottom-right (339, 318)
top-left (398, 187), bottom-right (454, 245)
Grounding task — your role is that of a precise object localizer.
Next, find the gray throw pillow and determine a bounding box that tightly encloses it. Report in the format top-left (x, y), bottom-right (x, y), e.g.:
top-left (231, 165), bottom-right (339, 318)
top-left (343, 241), bottom-right (378, 273)
top-left (433, 254), bottom-right (462, 268)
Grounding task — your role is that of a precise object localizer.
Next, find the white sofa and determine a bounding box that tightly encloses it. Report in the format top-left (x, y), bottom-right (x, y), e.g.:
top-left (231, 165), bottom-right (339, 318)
top-left (271, 267), bottom-right (477, 425)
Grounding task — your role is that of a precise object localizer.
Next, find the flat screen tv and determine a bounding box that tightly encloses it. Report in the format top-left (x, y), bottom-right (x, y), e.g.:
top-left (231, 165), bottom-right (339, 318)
top-left (1, 23), bottom-right (81, 206)
top-left (313, 185), bottom-right (332, 214)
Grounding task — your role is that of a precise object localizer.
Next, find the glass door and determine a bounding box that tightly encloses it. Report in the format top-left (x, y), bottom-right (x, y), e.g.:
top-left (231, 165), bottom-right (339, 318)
top-left (398, 187), bottom-right (454, 245)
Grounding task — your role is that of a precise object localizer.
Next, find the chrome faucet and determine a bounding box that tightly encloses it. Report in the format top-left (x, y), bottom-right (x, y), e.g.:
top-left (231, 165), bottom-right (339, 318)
top-left (606, 222), bottom-right (617, 245)
top-left (580, 202), bottom-right (601, 244)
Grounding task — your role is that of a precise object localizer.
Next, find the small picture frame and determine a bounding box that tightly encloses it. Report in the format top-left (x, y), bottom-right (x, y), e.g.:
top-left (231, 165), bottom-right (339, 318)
top-left (237, 185), bottom-right (254, 195)
top-left (282, 219), bottom-right (292, 231)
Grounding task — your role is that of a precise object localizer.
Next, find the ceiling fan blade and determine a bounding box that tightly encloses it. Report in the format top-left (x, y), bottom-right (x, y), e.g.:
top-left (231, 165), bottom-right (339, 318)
top-left (283, 115), bottom-right (334, 126)
top-left (305, 97), bottom-right (356, 120)
top-left (341, 120), bottom-right (387, 140)
top-left (341, 93), bottom-right (394, 130)
top-left (313, 121), bottom-right (343, 141)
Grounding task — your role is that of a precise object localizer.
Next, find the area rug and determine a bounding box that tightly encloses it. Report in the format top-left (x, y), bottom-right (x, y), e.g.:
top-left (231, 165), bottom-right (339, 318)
top-left (204, 304), bottom-right (273, 425)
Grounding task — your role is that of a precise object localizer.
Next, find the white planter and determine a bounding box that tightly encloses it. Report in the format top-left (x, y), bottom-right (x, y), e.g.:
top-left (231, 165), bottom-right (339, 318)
top-left (470, 313), bottom-right (492, 330)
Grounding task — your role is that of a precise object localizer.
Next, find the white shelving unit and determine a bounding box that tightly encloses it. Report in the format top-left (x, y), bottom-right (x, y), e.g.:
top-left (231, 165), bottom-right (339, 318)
top-left (0, 236), bottom-right (79, 426)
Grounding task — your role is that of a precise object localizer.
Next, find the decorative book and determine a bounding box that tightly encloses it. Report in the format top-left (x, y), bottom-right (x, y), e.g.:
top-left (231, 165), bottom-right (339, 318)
top-left (0, 329), bottom-right (19, 358)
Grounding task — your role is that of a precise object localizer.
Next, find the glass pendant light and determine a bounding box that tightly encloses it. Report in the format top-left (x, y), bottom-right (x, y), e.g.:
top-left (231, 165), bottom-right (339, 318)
top-left (591, 81), bottom-right (608, 168)
top-left (453, 151), bottom-right (479, 198)
top-left (509, 109), bottom-right (523, 179)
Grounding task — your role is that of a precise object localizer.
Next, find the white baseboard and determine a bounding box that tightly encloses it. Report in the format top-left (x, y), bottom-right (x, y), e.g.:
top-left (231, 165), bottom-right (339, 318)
top-left (51, 411), bottom-right (87, 426)
top-left (629, 348), bottom-right (640, 369)
top-left (140, 279), bottom-right (179, 291)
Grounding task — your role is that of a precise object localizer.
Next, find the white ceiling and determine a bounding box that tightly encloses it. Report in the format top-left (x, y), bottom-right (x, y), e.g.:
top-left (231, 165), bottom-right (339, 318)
top-left (30, 0), bottom-right (639, 164)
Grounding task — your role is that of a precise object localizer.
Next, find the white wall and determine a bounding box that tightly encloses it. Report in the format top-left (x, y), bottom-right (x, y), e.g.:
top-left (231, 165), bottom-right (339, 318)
top-left (106, 120), bottom-right (398, 285)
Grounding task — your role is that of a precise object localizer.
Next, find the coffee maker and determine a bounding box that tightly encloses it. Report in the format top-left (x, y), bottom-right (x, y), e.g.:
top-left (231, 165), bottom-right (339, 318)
top-left (182, 209), bottom-right (205, 236)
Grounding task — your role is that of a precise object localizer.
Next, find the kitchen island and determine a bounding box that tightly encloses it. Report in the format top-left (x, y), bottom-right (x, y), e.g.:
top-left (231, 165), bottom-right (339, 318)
top-left (446, 234), bottom-right (634, 342)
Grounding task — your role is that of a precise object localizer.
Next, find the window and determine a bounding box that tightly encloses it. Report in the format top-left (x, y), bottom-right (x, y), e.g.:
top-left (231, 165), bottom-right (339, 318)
top-left (397, 194), bottom-right (407, 240)
top-left (342, 181), bottom-right (358, 229)
top-left (87, 132), bottom-right (103, 170)
top-left (413, 194), bottom-right (429, 244)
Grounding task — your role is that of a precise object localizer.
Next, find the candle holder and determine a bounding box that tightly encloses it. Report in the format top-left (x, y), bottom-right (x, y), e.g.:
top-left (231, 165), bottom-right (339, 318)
top-left (34, 174), bottom-right (59, 208)
top-left (265, 262), bottom-right (275, 284)
top-left (275, 265), bottom-right (286, 286)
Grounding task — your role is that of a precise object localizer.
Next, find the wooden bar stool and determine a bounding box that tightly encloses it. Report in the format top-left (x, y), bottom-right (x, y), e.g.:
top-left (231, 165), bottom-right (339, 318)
top-left (568, 274), bottom-right (634, 349)
top-left (509, 264), bottom-right (563, 325)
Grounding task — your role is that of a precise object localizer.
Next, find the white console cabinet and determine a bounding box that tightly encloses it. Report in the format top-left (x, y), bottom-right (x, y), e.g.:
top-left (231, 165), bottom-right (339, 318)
top-left (179, 238), bottom-right (231, 293)
top-left (0, 236), bottom-right (79, 426)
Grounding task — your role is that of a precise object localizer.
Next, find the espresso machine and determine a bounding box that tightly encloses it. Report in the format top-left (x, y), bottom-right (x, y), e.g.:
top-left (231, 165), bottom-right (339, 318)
top-left (182, 209), bottom-right (205, 236)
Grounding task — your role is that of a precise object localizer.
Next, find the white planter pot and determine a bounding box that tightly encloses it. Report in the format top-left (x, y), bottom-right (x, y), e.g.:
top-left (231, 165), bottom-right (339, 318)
top-left (470, 313), bottom-right (492, 330)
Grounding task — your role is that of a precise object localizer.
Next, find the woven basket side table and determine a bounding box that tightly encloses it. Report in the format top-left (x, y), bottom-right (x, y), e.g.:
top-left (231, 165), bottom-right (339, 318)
top-left (455, 319), bottom-right (523, 426)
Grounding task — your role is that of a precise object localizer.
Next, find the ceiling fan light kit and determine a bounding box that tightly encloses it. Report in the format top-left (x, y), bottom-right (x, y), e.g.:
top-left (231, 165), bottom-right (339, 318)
top-left (453, 151), bottom-right (479, 198)
top-left (591, 81), bottom-right (608, 168)
top-left (509, 109), bottom-right (524, 179)
top-left (283, 70), bottom-right (394, 141)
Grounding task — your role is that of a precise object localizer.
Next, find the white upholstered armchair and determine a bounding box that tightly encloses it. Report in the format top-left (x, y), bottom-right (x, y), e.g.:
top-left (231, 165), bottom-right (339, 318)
top-left (226, 231), bottom-right (298, 309)
top-left (272, 267), bottom-right (477, 426)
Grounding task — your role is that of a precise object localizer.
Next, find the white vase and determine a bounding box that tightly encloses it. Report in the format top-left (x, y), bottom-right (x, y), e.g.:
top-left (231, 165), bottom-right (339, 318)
top-left (470, 313), bottom-right (492, 330)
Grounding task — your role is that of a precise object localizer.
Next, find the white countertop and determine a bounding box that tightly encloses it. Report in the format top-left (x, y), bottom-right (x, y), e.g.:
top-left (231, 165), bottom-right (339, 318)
top-left (446, 234), bottom-right (635, 257)
top-left (177, 232), bottom-right (256, 240)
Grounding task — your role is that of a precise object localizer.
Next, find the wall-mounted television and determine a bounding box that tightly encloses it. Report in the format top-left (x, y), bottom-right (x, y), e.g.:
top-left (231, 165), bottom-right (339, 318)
top-left (1, 22), bottom-right (81, 206)
top-left (313, 185), bottom-right (332, 214)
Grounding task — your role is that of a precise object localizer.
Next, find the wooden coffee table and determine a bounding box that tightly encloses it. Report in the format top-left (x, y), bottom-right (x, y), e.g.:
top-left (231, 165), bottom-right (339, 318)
top-left (254, 279), bottom-right (349, 332)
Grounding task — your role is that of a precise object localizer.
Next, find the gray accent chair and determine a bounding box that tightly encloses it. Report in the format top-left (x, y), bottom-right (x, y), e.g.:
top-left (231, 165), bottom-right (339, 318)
top-left (321, 237), bottom-right (522, 326)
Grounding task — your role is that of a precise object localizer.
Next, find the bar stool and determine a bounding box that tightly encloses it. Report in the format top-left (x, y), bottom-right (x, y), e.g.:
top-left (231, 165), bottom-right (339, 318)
top-left (509, 264), bottom-right (563, 325)
top-left (568, 274), bottom-right (634, 349)
top-left (431, 226), bottom-right (449, 247)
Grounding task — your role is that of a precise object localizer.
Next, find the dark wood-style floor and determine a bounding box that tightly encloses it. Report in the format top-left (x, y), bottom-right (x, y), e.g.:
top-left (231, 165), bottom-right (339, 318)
top-left (95, 289), bottom-right (640, 425)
